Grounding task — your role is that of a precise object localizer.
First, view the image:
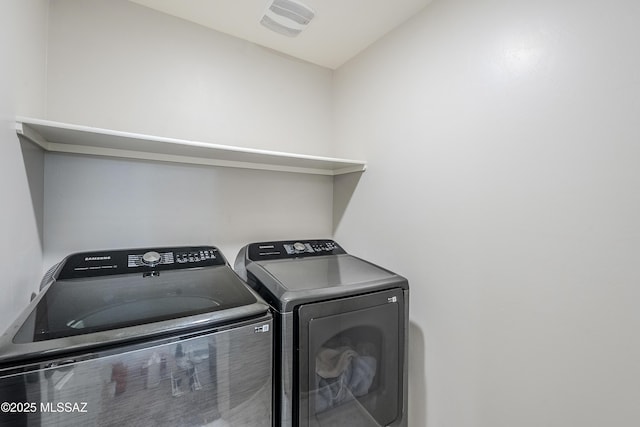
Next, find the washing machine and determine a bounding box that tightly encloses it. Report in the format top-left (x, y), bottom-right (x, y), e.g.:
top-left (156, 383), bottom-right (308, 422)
top-left (0, 245), bottom-right (273, 427)
top-left (235, 239), bottom-right (408, 427)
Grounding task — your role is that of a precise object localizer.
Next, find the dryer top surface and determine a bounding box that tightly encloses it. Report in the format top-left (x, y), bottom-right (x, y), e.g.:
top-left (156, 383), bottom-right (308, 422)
top-left (257, 254), bottom-right (395, 292)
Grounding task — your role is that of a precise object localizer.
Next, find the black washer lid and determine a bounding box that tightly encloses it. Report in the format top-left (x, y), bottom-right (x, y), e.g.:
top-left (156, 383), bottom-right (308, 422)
top-left (11, 246), bottom-right (261, 344)
top-left (14, 266), bottom-right (257, 344)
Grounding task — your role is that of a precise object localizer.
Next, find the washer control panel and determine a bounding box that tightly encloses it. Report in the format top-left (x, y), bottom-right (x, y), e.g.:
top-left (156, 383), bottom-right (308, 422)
top-left (175, 248), bottom-right (218, 264)
top-left (57, 246), bottom-right (224, 279)
top-left (248, 239), bottom-right (345, 261)
top-left (128, 251), bottom-right (174, 268)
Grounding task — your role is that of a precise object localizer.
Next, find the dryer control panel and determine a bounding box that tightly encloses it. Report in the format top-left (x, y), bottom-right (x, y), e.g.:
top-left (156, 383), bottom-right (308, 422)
top-left (247, 239), bottom-right (346, 261)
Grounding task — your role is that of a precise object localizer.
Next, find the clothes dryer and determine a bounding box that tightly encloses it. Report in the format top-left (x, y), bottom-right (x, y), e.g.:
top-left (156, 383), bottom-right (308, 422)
top-left (235, 239), bottom-right (408, 427)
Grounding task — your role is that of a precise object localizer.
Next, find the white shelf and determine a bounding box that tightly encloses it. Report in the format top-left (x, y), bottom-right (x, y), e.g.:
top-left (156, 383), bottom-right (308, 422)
top-left (15, 117), bottom-right (366, 176)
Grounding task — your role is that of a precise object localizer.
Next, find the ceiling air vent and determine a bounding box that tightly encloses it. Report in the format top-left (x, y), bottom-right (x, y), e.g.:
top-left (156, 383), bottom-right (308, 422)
top-left (260, 0), bottom-right (315, 37)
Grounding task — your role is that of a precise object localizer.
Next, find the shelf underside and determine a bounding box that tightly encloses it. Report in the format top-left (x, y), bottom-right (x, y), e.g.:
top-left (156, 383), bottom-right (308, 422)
top-left (15, 118), bottom-right (366, 176)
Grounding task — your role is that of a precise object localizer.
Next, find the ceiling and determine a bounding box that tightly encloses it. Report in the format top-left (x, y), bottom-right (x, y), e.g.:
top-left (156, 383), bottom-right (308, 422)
top-left (128, 0), bottom-right (431, 69)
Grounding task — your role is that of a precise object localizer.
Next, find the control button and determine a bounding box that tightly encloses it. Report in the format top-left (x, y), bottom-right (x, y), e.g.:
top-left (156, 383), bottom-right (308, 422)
top-left (293, 242), bottom-right (306, 251)
top-left (142, 251), bottom-right (162, 266)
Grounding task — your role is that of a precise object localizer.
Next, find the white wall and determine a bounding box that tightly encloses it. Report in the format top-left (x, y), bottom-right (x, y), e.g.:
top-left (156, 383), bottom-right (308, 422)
top-left (43, 154), bottom-right (333, 269)
top-left (333, 0), bottom-right (640, 426)
top-left (0, 1), bottom-right (48, 331)
top-left (42, 0), bottom-right (335, 267)
top-left (47, 0), bottom-right (333, 156)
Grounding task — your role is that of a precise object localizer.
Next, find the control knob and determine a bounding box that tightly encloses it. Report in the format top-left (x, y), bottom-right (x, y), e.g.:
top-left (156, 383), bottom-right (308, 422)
top-left (293, 242), bottom-right (306, 252)
top-left (142, 251), bottom-right (162, 266)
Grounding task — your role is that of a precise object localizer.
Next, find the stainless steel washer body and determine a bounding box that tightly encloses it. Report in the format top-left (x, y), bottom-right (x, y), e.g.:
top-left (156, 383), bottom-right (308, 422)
top-left (0, 245), bottom-right (273, 427)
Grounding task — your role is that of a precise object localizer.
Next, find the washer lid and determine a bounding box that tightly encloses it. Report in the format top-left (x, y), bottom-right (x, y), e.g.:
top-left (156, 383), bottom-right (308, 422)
top-left (13, 266), bottom-right (257, 344)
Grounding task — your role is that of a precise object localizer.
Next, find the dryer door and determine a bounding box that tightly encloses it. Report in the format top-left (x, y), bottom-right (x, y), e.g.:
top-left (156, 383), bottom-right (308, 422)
top-left (297, 288), bottom-right (405, 427)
